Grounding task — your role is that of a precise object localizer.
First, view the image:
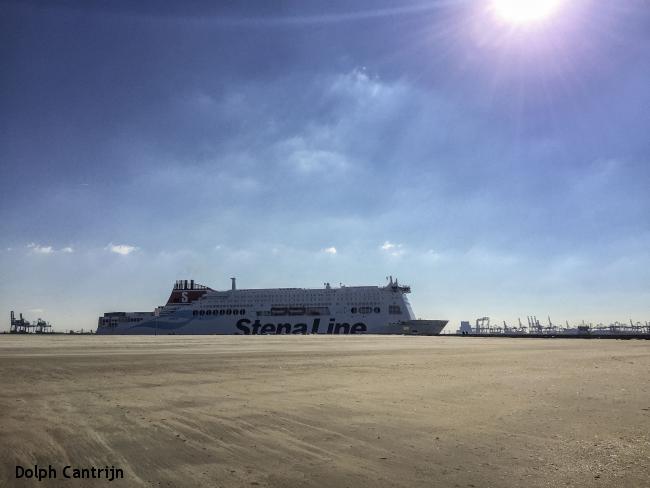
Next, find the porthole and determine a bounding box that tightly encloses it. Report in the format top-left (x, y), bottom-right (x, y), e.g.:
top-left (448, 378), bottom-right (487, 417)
top-left (226, 309), bottom-right (232, 315)
top-left (233, 309), bottom-right (239, 315)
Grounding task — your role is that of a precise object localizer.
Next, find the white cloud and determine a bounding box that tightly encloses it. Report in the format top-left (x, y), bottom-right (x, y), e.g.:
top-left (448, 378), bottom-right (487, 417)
top-left (27, 243), bottom-right (54, 254)
top-left (328, 68), bottom-right (412, 120)
top-left (330, 68), bottom-right (385, 99)
top-left (107, 243), bottom-right (138, 255)
top-left (25, 243), bottom-right (75, 254)
top-left (290, 148), bottom-right (349, 173)
top-left (323, 246), bottom-right (337, 254)
top-left (278, 136), bottom-right (350, 174)
top-left (380, 241), bottom-right (405, 257)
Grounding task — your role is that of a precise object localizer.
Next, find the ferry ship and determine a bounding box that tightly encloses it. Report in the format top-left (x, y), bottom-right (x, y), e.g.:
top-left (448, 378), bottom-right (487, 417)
top-left (96, 277), bottom-right (448, 335)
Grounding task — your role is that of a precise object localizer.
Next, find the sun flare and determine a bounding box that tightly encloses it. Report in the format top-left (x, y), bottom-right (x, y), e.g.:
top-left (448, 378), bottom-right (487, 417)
top-left (491, 0), bottom-right (564, 24)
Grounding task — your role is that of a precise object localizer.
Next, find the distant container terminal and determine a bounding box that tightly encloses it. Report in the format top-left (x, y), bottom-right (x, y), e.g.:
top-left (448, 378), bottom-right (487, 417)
top-left (453, 316), bottom-right (650, 339)
top-left (9, 311), bottom-right (53, 334)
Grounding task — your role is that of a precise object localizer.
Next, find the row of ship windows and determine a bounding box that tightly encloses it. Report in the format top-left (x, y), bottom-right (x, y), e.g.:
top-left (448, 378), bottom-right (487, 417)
top-left (351, 307), bottom-right (380, 314)
top-left (190, 306), bottom-right (401, 316)
top-left (217, 296), bottom-right (379, 301)
top-left (242, 297), bottom-right (378, 299)
top-left (350, 305), bottom-right (401, 314)
top-left (193, 309), bottom-right (245, 316)
top-left (102, 317), bottom-right (143, 324)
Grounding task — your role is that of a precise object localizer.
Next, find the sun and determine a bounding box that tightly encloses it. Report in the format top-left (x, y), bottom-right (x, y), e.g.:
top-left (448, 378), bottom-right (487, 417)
top-left (491, 0), bottom-right (564, 24)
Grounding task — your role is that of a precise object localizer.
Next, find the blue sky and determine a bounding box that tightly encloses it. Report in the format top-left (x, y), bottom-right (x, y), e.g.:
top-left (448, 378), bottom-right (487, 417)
top-left (1, 0), bottom-right (648, 331)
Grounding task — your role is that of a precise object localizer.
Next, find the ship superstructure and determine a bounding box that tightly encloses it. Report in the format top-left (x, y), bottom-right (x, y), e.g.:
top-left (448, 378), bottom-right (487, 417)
top-left (97, 277), bottom-right (447, 335)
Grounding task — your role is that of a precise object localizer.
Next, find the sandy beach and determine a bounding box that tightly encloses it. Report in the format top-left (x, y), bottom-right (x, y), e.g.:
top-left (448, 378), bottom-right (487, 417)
top-left (0, 335), bottom-right (648, 487)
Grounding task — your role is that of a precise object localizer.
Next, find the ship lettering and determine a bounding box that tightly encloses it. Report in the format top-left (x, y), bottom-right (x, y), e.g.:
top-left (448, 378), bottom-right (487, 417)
top-left (235, 318), bottom-right (366, 335)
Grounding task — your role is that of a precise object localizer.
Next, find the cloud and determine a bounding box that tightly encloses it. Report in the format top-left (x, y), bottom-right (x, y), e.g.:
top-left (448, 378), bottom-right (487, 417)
top-left (323, 246), bottom-right (337, 254)
top-left (25, 243), bottom-right (75, 254)
top-left (27, 243), bottom-right (54, 254)
top-left (107, 243), bottom-right (138, 255)
top-left (289, 148), bottom-right (349, 173)
top-left (329, 68), bottom-right (393, 101)
top-left (277, 136), bottom-right (350, 174)
top-left (380, 241), bottom-right (405, 257)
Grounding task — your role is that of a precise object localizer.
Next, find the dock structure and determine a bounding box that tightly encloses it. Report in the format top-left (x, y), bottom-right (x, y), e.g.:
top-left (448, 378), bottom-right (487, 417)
top-left (9, 311), bottom-right (53, 334)
top-left (474, 316), bottom-right (490, 335)
top-left (456, 316), bottom-right (650, 339)
top-left (34, 318), bottom-right (53, 334)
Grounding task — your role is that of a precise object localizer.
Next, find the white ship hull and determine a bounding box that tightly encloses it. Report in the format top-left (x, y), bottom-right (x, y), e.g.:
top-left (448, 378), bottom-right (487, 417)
top-left (97, 278), bottom-right (447, 336)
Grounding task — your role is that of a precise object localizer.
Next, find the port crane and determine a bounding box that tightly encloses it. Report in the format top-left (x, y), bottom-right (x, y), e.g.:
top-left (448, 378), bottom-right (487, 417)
top-left (10, 311), bottom-right (52, 334)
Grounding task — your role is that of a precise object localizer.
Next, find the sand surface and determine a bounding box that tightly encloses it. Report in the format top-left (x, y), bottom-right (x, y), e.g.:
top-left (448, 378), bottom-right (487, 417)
top-left (0, 335), bottom-right (648, 487)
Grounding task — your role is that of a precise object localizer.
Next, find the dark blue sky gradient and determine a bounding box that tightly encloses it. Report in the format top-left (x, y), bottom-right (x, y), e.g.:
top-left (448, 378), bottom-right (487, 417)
top-left (1, 0), bottom-right (648, 330)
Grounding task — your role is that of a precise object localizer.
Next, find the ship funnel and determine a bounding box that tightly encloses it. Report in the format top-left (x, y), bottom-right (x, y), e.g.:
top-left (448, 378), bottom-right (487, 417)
top-left (231, 277), bottom-right (236, 291)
